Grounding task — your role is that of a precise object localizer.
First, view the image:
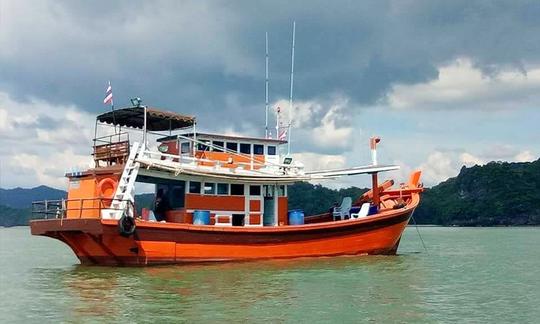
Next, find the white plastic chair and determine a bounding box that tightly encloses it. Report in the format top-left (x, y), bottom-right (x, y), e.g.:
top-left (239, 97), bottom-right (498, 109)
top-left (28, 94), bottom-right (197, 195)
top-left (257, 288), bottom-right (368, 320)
top-left (350, 203), bottom-right (370, 219)
top-left (332, 197), bottom-right (352, 221)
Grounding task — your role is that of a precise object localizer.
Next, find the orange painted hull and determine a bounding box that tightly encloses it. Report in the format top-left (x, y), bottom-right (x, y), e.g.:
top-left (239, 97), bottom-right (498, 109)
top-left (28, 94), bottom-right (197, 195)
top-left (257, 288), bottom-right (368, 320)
top-left (30, 200), bottom-right (417, 266)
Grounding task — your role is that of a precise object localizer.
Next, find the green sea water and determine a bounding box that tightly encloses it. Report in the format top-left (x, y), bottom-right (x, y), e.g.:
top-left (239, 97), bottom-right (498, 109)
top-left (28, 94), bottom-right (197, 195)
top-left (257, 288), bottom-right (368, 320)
top-left (0, 226), bottom-right (539, 323)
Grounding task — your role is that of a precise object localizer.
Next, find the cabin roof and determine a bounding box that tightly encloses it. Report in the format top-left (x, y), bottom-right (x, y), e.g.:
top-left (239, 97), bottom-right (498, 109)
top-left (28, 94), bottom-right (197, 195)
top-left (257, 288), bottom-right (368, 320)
top-left (158, 132), bottom-right (287, 144)
top-left (97, 107), bottom-right (195, 131)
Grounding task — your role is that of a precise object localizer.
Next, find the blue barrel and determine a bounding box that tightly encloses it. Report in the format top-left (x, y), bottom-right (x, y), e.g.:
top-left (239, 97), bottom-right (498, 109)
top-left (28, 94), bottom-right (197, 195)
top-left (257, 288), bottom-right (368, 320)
top-left (288, 209), bottom-right (305, 225)
top-left (193, 210), bottom-right (211, 225)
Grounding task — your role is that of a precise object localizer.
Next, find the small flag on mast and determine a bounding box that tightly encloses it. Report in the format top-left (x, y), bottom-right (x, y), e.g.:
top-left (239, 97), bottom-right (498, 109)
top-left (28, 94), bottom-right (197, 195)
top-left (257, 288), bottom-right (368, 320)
top-left (278, 128), bottom-right (287, 141)
top-left (103, 81), bottom-right (113, 105)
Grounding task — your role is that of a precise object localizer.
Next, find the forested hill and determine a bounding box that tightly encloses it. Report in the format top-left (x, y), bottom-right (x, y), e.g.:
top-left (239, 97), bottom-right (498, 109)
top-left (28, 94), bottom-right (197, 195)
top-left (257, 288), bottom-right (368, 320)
top-left (1, 158), bottom-right (539, 226)
top-left (414, 159), bottom-right (540, 226)
top-left (0, 186), bottom-right (66, 209)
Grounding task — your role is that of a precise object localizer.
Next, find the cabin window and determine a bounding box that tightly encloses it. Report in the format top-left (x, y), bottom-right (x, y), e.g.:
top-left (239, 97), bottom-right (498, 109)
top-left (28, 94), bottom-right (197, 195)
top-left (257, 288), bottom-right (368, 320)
top-left (204, 182), bottom-right (216, 195)
top-left (240, 143), bottom-right (251, 154)
top-left (253, 144), bottom-right (264, 155)
top-left (226, 142), bottom-right (238, 152)
top-left (217, 183), bottom-right (229, 195)
top-left (278, 185), bottom-right (286, 197)
top-left (213, 141), bottom-right (224, 152)
top-left (189, 181), bottom-right (201, 194)
top-left (231, 184), bottom-right (245, 196)
top-left (249, 185), bottom-right (261, 196)
top-left (197, 140), bottom-right (211, 151)
top-left (181, 142), bottom-right (191, 154)
top-left (267, 145), bottom-right (276, 155)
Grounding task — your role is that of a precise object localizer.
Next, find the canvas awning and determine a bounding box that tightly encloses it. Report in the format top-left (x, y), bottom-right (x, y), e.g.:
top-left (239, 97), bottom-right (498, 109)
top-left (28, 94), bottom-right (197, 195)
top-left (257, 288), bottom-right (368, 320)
top-left (97, 107), bottom-right (195, 131)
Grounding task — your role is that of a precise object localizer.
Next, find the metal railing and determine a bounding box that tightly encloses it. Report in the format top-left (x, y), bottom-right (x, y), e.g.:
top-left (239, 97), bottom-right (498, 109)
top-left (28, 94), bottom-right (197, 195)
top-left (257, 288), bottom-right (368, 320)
top-left (31, 197), bottom-right (136, 220)
top-left (142, 149), bottom-right (303, 175)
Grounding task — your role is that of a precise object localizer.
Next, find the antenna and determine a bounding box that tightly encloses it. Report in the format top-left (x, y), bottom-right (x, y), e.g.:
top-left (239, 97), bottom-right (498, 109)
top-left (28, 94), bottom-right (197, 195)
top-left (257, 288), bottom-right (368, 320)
top-left (265, 32), bottom-right (269, 138)
top-left (276, 106), bottom-right (280, 141)
top-left (287, 21), bottom-right (296, 155)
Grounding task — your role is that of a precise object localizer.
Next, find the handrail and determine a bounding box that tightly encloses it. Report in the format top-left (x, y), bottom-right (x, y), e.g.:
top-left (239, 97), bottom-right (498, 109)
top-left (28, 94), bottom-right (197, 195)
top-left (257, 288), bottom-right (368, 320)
top-left (93, 132), bottom-right (130, 166)
top-left (32, 197), bottom-right (137, 220)
top-left (93, 132), bottom-right (130, 145)
top-left (142, 149), bottom-right (301, 172)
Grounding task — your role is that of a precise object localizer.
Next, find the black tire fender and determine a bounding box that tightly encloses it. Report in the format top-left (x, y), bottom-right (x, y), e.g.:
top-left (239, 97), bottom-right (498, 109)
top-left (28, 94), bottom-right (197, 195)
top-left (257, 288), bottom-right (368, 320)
top-left (118, 214), bottom-right (136, 237)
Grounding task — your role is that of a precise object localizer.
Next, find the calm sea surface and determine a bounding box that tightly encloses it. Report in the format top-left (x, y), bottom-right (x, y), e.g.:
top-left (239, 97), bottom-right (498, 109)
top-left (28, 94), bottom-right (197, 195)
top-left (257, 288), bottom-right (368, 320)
top-left (0, 226), bottom-right (539, 323)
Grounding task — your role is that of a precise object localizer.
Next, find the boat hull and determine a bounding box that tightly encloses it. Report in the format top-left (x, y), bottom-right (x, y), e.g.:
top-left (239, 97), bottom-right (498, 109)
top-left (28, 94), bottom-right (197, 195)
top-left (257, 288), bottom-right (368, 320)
top-left (30, 206), bottom-right (413, 266)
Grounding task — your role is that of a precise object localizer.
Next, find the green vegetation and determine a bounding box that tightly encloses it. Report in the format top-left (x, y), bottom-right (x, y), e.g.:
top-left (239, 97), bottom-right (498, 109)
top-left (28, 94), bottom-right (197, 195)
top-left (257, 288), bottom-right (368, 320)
top-left (414, 159), bottom-right (540, 226)
top-left (1, 159), bottom-right (539, 226)
top-left (288, 182), bottom-right (367, 216)
top-left (0, 205), bottom-right (32, 227)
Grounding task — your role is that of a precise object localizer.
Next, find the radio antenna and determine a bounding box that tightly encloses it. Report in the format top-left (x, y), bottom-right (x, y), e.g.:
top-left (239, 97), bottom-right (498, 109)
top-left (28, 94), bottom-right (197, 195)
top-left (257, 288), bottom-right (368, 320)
top-left (265, 32), bottom-right (269, 138)
top-left (287, 21), bottom-right (296, 155)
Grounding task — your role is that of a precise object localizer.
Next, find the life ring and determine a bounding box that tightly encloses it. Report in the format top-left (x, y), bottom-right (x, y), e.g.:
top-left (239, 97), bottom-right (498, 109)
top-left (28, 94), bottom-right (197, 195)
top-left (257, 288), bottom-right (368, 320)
top-left (97, 177), bottom-right (117, 207)
top-left (118, 213), bottom-right (136, 237)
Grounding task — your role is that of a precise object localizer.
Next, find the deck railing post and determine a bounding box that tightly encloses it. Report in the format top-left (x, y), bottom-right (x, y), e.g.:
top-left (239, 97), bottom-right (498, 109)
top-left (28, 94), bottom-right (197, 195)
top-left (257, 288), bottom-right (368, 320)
top-left (62, 198), bottom-right (66, 219)
top-left (79, 198), bottom-right (83, 219)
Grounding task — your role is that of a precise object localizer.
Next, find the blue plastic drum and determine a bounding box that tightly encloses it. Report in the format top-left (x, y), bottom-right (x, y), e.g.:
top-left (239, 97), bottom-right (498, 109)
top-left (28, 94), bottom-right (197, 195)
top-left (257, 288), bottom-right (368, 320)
top-left (288, 209), bottom-right (305, 225)
top-left (193, 210), bottom-right (211, 225)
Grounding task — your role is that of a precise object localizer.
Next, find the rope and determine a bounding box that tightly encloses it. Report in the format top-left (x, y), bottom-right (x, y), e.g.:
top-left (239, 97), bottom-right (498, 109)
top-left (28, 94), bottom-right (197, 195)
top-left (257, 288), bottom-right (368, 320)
top-left (411, 214), bottom-right (428, 253)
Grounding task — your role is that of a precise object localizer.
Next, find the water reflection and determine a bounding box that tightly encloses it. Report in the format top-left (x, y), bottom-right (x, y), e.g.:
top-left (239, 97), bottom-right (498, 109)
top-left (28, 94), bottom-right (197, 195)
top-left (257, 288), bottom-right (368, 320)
top-left (43, 255), bottom-right (432, 322)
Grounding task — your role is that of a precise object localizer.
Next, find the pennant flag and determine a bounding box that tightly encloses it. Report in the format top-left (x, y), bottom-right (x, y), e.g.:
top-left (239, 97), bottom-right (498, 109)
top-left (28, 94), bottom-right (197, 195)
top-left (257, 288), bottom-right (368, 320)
top-left (103, 81), bottom-right (113, 105)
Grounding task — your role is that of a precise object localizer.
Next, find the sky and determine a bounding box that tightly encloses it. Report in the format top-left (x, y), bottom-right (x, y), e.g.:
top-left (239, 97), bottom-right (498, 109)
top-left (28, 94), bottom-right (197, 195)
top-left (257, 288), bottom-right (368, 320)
top-left (0, 0), bottom-right (539, 190)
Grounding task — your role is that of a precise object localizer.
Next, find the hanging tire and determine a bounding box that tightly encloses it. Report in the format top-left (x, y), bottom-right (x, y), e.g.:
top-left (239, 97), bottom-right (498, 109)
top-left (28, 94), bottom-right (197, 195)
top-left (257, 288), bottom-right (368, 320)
top-left (118, 213), bottom-right (136, 237)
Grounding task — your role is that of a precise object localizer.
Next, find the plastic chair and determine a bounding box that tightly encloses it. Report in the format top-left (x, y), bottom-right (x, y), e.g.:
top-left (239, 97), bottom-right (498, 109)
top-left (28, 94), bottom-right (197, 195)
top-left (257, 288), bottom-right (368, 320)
top-left (350, 203), bottom-right (370, 219)
top-left (332, 197), bottom-right (352, 220)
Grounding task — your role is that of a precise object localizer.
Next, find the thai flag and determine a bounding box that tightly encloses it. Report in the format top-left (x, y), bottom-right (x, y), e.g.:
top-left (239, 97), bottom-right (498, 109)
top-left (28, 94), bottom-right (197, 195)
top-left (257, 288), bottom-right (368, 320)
top-left (103, 81), bottom-right (113, 105)
top-left (278, 128), bottom-right (288, 141)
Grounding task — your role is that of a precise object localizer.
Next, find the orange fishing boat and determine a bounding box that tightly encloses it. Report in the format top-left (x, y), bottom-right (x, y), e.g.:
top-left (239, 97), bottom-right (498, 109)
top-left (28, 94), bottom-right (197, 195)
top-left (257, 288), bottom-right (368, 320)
top-left (30, 102), bottom-right (423, 266)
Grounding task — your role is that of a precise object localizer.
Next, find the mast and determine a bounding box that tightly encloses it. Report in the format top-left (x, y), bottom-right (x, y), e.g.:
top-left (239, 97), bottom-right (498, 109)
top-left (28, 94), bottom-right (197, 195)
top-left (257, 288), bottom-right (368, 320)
top-left (265, 32), bottom-right (269, 138)
top-left (287, 21), bottom-right (296, 155)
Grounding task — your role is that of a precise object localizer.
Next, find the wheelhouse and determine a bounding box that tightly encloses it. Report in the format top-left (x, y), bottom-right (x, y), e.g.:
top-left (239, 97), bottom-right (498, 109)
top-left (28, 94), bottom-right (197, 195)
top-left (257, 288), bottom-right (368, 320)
top-left (144, 132), bottom-right (290, 226)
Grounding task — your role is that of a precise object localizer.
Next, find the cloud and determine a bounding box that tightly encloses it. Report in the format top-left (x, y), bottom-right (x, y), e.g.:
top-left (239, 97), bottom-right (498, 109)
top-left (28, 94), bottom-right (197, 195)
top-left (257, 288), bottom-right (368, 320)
top-left (460, 152), bottom-right (485, 166)
top-left (291, 152), bottom-right (346, 172)
top-left (4, 1), bottom-right (540, 128)
top-left (515, 150), bottom-right (535, 162)
top-left (0, 92), bottom-right (96, 188)
top-left (272, 96), bottom-right (354, 155)
top-left (387, 58), bottom-right (540, 110)
top-left (9, 150), bottom-right (92, 189)
top-left (416, 147), bottom-right (538, 186)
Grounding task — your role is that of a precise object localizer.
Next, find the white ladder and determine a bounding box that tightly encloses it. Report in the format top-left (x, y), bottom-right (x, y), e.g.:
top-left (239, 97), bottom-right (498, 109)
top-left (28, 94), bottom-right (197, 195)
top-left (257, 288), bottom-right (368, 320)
top-left (101, 142), bottom-right (142, 220)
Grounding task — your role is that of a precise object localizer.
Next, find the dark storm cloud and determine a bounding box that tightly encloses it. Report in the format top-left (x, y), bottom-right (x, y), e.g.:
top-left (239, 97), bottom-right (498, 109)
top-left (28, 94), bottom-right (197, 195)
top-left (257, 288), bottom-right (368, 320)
top-left (2, 0), bottom-right (540, 133)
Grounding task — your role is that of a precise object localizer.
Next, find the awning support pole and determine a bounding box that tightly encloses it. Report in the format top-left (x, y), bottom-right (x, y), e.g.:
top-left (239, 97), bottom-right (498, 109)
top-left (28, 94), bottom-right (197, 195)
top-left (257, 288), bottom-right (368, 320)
top-left (372, 172), bottom-right (380, 206)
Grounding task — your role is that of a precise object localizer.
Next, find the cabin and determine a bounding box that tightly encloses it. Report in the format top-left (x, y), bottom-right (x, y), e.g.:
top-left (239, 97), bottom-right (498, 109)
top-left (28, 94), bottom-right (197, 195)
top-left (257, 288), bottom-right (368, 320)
top-left (138, 132), bottom-right (290, 226)
top-left (61, 105), bottom-right (294, 227)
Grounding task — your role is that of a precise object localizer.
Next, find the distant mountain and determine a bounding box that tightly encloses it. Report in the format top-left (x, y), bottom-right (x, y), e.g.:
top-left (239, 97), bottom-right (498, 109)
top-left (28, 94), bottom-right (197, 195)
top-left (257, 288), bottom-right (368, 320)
top-left (0, 185), bottom-right (66, 209)
top-left (414, 159), bottom-right (540, 226)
